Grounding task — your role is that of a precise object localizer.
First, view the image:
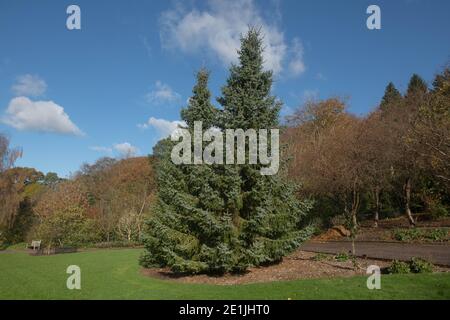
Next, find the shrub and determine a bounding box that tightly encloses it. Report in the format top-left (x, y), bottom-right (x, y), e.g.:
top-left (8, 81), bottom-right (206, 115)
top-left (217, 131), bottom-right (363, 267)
top-left (387, 258), bottom-right (434, 274)
top-left (393, 228), bottom-right (448, 242)
top-left (334, 252), bottom-right (350, 262)
top-left (311, 253), bottom-right (329, 261)
top-left (31, 209), bottom-right (100, 248)
top-left (388, 260), bottom-right (411, 274)
top-left (425, 228), bottom-right (448, 242)
top-left (0, 229), bottom-right (8, 250)
top-left (393, 228), bottom-right (422, 242)
top-left (428, 203), bottom-right (449, 219)
top-left (409, 257), bottom-right (434, 273)
top-left (91, 241), bottom-right (141, 248)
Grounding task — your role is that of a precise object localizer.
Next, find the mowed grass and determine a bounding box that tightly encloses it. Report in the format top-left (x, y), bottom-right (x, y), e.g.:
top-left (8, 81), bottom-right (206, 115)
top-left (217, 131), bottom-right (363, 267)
top-left (0, 249), bottom-right (449, 300)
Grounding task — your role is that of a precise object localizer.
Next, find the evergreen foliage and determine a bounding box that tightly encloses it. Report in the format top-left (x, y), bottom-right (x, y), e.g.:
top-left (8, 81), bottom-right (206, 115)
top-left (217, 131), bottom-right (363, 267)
top-left (380, 82), bottom-right (402, 111)
top-left (406, 74), bottom-right (428, 98)
top-left (140, 28), bottom-right (313, 274)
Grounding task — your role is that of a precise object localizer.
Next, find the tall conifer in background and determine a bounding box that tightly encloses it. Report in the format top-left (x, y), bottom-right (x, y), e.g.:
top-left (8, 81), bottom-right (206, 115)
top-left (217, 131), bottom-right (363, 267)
top-left (406, 74), bottom-right (428, 98)
top-left (380, 82), bottom-right (402, 111)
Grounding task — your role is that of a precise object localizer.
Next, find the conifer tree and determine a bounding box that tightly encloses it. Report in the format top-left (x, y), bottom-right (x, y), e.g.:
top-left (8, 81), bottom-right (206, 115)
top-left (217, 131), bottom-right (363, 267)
top-left (380, 82), bottom-right (402, 111)
top-left (181, 69), bottom-right (217, 129)
top-left (406, 74), bottom-right (428, 98)
top-left (140, 69), bottom-right (243, 274)
top-left (140, 29), bottom-right (312, 274)
top-left (216, 27), bottom-right (312, 270)
top-left (217, 29), bottom-right (280, 130)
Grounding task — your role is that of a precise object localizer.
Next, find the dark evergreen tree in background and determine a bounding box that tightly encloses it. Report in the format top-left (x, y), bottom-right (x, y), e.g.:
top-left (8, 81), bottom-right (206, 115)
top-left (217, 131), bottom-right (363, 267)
top-left (406, 74), bottom-right (428, 98)
top-left (140, 29), bottom-right (312, 274)
top-left (380, 82), bottom-right (402, 111)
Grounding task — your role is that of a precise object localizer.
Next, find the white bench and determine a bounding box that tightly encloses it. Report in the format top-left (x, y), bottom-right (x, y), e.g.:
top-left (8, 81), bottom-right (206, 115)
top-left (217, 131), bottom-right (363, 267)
top-left (30, 240), bottom-right (41, 250)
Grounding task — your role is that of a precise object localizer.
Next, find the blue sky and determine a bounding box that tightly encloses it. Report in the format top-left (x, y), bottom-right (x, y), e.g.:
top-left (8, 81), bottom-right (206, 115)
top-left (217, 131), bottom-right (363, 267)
top-left (0, 0), bottom-right (449, 177)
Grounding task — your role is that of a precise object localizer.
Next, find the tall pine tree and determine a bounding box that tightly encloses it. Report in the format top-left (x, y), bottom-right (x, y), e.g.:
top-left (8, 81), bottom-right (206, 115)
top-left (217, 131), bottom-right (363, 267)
top-left (406, 74), bottom-right (428, 98)
top-left (181, 69), bottom-right (217, 129)
top-left (140, 29), bottom-right (312, 275)
top-left (380, 82), bottom-right (402, 111)
top-left (140, 69), bottom-right (244, 274)
top-left (216, 28), bottom-right (312, 269)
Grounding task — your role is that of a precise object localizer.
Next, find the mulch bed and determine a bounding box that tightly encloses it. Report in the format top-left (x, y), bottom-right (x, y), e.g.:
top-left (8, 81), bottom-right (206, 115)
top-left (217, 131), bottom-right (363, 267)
top-left (141, 250), bottom-right (400, 285)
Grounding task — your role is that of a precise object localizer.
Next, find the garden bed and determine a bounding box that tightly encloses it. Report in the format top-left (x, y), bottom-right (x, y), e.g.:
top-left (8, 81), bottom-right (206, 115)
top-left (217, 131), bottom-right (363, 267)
top-left (141, 250), bottom-right (450, 285)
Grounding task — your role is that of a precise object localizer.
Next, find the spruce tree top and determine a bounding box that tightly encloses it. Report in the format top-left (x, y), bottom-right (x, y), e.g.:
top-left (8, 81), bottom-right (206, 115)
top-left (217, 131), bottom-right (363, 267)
top-left (406, 74), bottom-right (428, 98)
top-left (218, 28), bottom-right (281, 130)
top-left (181, 69), bottom-right (217, 130)
top-left (380, 82), bottom-right (402, 110)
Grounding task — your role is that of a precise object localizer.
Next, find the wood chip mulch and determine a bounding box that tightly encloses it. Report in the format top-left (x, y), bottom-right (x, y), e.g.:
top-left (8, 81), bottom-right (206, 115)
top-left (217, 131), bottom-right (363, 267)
top-left (141, 250), bottom-right (396, 285)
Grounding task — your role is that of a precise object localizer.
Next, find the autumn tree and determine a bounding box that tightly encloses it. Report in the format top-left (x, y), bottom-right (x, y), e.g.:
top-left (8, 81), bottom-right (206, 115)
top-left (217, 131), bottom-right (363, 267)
top-left (285, 98), bottom-right (349, 216)
top-left (407, 67), bottom-right (450, 196)
top-left (357, 111), bottom-right (398, 227)
top-left (286, 97), bottom-right (375, 258)
top-left (0, 135), bottom-right (22, 244)
top-left (77, 156), bottom-right (155, 242)
top-left (395, 74), bottom-right (428, 225)
top-left (1, 167), bottom-right (45, 242)
top-left (33, 179), bottom-right (89, 219)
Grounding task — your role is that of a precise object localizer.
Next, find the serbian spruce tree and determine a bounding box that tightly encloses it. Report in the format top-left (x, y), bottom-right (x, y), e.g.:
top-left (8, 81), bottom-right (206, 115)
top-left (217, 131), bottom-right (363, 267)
top-left (216, 28), bottom-right (312, 269)
top-left (140, 29), bottom-right (312, 274)
top-left (140, 69), bottom-right (242, 274)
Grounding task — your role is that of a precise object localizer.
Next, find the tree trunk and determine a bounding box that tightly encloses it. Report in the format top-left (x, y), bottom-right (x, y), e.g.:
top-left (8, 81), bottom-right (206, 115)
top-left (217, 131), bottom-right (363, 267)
top-left (373, 187), bottom-right (380, 228)
top-left (351, 188), bottom-right (360, 230)
top-left (403, 177), bottom-right (416, 227)
top-left (350, 186), bottom-right (360, 256)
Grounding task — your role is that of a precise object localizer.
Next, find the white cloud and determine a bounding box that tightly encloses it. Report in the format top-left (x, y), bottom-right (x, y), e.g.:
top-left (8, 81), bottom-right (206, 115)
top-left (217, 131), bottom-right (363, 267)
top-left (113, 142), bottom-right (139, 157)
top-left (1, 97), bottom-right (84, 136)
top-left (288, 38), bottom-right (306, 76)
top-left (12, 74), bottom-right (47, 97)
top-left (138, 117), bottom-right (186, 138)
top-left (160, 0), bottom-right (305, 76)
top-left (89, 146), bottom-right (113, 154)
top-left (90, 144), bottom-right (139, 158)
top-left (145, 81), bottom-right (180, 105)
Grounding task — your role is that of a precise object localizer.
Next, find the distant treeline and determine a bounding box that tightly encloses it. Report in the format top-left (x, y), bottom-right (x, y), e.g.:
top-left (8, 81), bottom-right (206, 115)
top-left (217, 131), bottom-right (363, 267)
top-left (1, 66), bottom-right (448, 249)
top-left (284, 67), bottom-right (450, 229)
top-left (0, 151), bottom-right (155, 248)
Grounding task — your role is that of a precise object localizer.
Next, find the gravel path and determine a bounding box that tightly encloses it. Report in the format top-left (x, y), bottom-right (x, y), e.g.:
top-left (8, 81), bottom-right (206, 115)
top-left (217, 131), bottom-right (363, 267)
top-left (301, 241), bottom-right (450, 266)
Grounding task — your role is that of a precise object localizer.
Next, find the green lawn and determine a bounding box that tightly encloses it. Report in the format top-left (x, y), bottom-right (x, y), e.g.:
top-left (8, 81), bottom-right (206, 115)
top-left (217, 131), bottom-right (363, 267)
top-left (0, 248), bottom-right (449, 300)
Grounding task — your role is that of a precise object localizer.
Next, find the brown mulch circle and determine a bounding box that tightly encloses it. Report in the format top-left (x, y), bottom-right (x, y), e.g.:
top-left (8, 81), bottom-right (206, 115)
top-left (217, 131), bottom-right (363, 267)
top-left (141, 250), bottom-right (402, 285)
